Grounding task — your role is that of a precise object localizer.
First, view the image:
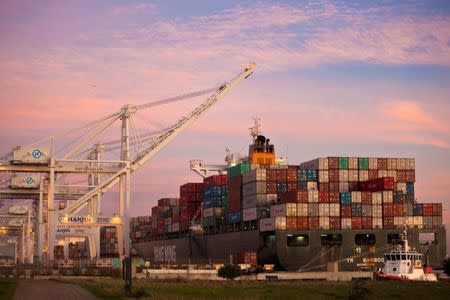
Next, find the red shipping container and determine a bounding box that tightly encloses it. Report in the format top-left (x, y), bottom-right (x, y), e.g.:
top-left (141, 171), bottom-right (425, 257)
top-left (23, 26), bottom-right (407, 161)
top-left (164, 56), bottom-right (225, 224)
top-left (287, 169), bottom-right (297, 181)
top-left (266, 182), bottom-right (277, 194)
top-left (180, 182), bottom-right (204, 194)
top-left (361, 192), bottom-right (372, 204)
top-left (362, 217), bottom-right (373, 229)
top-left (329, 182), bottom-right (340, 193)
top-left (432, 203), bottom-right (442, 216)
top-left (405, 170), bottom-right (415, 182)
top-left (204, 174), bottom-right (227, 187)
top-left (359, 177), bottom-right (395, 192)
top-left (328, 169), bottom-right (339, 182)
top-left (286, 216), bottom-right (298, 230)
top-left (341, 204), bottom-right (352, 218)
top-left (423, 204), bottom-right (433, 216)
top-left (383, 217), bottom-right (394, 229)
top-left (319, 182), bottom-right (329, 192)
top-left (351, 217), bottom-right (363, 229)
top-left (383, 203), bottom-right (394, 217)
top-left (279, 191), bottom-right (297, 204)
top-left (318, 191), bottom-right (330, 203)
top-left (287, 181), bottom-right (297, 192)
top-left (179, 220), bottom-right (190, 231)
top-left (328, 157), bottom-right (339, 169)
top-left (329, 217), bottom-right (341, 229)
top-left (297, 217), bottom-right (309, 229)
top-left (396, 170), bottom-right (406, 182)
top-left (348, 182), bottom-right (359, 192)
top-left (309, 217), bottom-right (319, 229)
top-left (377, 158), bottom-right (388, 169)
top-left (329, 191), bottom-right (340, 203)
top-left (368, 170), bottom-right (379, 180)
top-left (266, 169), bottom-right (277, 181)
top-left (276, 169), bottom-right (287, 181)
top-left (393, 203), bottom-right (404, 216)
top-left (296, 190), bottom-right (309, 203)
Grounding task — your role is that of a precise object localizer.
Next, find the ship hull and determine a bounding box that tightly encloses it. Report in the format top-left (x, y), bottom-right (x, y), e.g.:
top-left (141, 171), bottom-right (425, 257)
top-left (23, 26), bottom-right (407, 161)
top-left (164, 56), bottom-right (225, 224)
top-left (133, 227), bottom-right (446, 271)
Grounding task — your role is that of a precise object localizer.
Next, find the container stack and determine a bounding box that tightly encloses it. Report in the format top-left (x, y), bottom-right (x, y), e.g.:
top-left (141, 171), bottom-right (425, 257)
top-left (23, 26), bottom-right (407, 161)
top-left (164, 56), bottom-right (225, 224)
top-left (130, 216), bottom-right (152, 242)
top-left (150, 198), bottom-right (180, 234)
top-left (179, 183), bottom-right (203, 231)
top-left (227, 162), bottom-right (250, 225)
top-left (100, 226), bottom-right (119, 258)
top-left (202, 175), bottom-right (228, 228)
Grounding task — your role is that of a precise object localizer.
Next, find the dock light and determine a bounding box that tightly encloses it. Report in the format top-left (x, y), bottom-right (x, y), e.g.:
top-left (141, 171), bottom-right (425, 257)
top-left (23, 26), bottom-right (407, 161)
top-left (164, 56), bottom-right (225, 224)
top-left (111, 215), bottom-right (121, 224)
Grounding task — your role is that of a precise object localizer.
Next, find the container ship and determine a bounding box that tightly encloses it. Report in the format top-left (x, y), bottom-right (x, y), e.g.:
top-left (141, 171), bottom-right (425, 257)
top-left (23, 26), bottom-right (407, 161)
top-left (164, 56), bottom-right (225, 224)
top-left (130, 121), bottom-right (446, 272)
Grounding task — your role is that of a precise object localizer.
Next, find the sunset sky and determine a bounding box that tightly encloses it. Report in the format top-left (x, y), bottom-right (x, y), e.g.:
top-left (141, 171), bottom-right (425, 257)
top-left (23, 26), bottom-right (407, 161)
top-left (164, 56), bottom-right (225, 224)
top-left (1, 1), bottom-right (450, 246)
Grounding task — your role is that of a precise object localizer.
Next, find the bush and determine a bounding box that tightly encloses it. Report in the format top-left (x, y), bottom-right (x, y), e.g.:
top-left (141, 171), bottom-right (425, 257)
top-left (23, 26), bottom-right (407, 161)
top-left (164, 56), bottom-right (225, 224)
top-left (348, 279), bottom-right (371, 300)
top-left (443, 258), bottom-right (450, 277)
top-left (217, 264), bottom-right (242, 280)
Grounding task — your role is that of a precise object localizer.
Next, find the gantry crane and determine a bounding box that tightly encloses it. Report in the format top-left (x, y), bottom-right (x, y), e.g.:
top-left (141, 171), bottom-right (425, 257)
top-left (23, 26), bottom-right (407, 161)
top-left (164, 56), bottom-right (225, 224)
top-left (0, 63), bottom-right (256, 266)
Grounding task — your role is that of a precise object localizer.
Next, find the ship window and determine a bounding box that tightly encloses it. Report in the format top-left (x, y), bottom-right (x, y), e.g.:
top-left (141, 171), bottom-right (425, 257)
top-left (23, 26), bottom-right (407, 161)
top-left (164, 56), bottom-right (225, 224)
top-left (387, 233), bottom-right (404, 245)
top-left (320, 234), bottom-right (342, 246)
top-left (401, 254), bottom-right (406, 260)
top-left (287, 234), bottom-right (309, 247)
top-left (419, 233), bottom-right (437, 245)
top-left (354, 234), bottom-right (375, 246)
top-left (396, 254), bottom-right (400, 260)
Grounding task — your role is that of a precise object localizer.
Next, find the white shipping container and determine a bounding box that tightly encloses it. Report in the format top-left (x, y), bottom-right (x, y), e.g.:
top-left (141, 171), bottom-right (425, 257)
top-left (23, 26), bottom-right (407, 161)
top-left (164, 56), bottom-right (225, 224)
top-left (172, 223), bottom-right (180, 232)
top-left (387, 158), bottom-right (397, 170)
top-left (387, 170), bottom-right (396, 181)
top-left (275, 217), bottom-right (286, 230)
top-left (372, 218), bottom-right (383, 229)
top-left (372, 205), bottom-right (383, 218)
top-left (286, 203), bottom-right (297, 216)
top-left (307, 182), bottom-right (318, 190)
top-left (329, 203), bottom-right (340, 217)
top-left (351, 191), bottom-right (362, 203)
top-left (397, 182), bottom-right (407, 194)
top-left (243, 168), bottom-right (267, 184)
top-left (243, 196), bottom-right (257, 209)
top-left (243, 181), bottom-right (266, 197)
top-left (267, 194), bottom-right (278, 205)
top-left (406, 158), bottom-right (415, 170)
top-left (318, 170), bottom-right (329, 183)
top-left (406, 216), bottom-right (414, 228)
top-left (339, 182), bottom-right (349, 193)
top-left (369, 158), bottom-right (378, 170)
top-left (270, 204), bottom-right (286, 217)
top-left (397, 158), bottom-right (406, 170)
top-left (413, 216), bottom-right (423, 229)
top-left (378, 170), bottom-right (388, 178)
top-left (339, 169), bottom-right (349, 181)
top-left (319, 158), bottom-right (329, 170)
top-left (359, 170), bottom-right (369, 182)
top-left (308, 190), bottom-right (319, 202)
top-left (243, 207), bottom-right (257, 221)
top-left (372, 192), bottom-right (382, 205)
top-left (319, 203), bottom-right (330, 217)
top-left (259, 218), bottom-right (276, 232)
top-left (349, 157), bottom-right (358, 169)
top-left (393, 217), bottom-right (404, 227)
top-left (319, 217), bottom-right (330, 229)
top-left (341, 218), bottom-right (352, 230)
top-left (297, 203), bottom-right (309, 216)
top-left (348, 170), bottom-right (359, 182)
top-left (382, 191), bottom-right (393, 203)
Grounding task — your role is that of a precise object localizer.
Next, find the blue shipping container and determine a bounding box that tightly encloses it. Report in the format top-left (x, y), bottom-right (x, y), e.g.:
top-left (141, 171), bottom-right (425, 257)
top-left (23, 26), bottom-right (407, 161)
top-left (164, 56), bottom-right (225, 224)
top-left (228, 212), bottom-right (241, 224)
top-left (340, 192), bottom-right (352, 204)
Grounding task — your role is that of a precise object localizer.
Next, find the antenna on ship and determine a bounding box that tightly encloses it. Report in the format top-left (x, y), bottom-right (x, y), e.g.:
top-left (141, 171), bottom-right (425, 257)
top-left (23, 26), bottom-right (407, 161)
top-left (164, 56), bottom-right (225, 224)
top-left (249, 116), bottom-right (261, 140)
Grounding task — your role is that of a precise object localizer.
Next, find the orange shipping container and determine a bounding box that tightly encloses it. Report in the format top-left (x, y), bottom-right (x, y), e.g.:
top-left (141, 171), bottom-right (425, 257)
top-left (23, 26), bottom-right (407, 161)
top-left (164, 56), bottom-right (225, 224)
top-left (286, 216), bottom-right (298, 230)
top-left (297, 217), bottom-right (309, 230)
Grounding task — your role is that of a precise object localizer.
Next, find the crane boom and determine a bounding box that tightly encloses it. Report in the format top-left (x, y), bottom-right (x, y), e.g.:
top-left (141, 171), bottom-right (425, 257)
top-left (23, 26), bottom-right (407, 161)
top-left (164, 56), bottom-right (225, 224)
top-left (61, 62), bottom-right (256, 214)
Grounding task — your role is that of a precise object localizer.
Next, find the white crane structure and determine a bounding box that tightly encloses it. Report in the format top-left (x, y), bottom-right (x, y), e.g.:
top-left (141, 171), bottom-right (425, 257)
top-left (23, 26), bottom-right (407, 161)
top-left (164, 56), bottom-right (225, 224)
top-left (0, 63), bottom-right (256, 265)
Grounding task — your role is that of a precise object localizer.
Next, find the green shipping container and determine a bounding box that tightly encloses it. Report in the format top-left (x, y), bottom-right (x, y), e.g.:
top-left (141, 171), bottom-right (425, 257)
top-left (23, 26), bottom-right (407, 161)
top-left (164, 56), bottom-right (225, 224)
top-left (358, 157), bottom-right (369, 170)
top-left (338, 157), bottom-right (349, 169)
top-left (227, 162), bottom-right (250, 179)
top-left (203, 216), bottom-right (214, 227)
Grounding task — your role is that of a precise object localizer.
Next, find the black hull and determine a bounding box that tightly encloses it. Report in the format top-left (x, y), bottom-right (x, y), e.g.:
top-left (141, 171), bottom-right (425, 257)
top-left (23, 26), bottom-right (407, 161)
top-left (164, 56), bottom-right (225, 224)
top-left (133, 228), bottom-right (446, 271)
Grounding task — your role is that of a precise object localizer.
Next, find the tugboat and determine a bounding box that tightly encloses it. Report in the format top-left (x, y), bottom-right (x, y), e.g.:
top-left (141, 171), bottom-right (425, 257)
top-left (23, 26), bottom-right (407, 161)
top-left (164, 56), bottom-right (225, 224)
top-left (376, 224), bottom-right (437, 281)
